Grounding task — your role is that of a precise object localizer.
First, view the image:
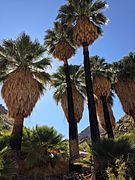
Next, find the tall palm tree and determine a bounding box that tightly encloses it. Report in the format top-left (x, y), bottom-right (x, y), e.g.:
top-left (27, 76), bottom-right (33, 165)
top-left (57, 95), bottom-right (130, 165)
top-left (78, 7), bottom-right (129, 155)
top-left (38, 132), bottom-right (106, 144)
top-left (44, 22), bottom-right (79, 169)
top-left (52, 65), bottom-right (85, 168)
top-left (0, 33), bottom-right (51, 151)
top-left (52, 65), bottom-right (85, 147)
top-left (114, 52), bottom-right (135, 121)
top-left (91, 56), bottom-right (114, 138)
top-left (57, 0), bottom-right (108, 143)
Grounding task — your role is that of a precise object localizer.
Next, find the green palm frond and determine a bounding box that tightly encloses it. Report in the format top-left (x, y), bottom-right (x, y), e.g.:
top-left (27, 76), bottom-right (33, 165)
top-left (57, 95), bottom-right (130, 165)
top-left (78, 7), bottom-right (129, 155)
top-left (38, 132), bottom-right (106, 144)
top-left (113, 52), bottom-right (135, 79)
top-left (44, 21), bottom-right (76, 57)
top-left (0, 32), bottom-right (51, 93)
top-left (90, 55), bottom-right (113, 82)
top-left (57, 0), bottom-right (108, 27)
top-left (21, 126), bottom-right (68, 168)
top-left (52, 65), bottom-right (86, 104)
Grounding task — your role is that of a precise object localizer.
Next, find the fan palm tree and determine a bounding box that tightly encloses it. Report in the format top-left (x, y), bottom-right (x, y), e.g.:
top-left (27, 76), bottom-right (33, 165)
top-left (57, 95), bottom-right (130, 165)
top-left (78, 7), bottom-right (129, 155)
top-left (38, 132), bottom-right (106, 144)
top-left (0, 33), bottom-right (51, 151)
top-left (114, 52), bottom-right (135, 121)
top-left (44, 22), bottom-right (79, 169)
top-left (91, 56), bottom-right (114, 138)
top-left (22, 126), bottom-right (68, 170)
top-left (0, 126), bottom-right (68, 178)
top-left (57, 0), bottom-right (108, 143)
top-left (52, 65), bottom-right (86, 169)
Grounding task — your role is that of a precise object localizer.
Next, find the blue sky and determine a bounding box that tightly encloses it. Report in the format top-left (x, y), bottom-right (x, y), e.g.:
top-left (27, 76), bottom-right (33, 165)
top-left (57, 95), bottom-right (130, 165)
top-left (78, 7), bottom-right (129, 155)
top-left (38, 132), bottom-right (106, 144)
top-left (0, 0), bottom-right (135, 138)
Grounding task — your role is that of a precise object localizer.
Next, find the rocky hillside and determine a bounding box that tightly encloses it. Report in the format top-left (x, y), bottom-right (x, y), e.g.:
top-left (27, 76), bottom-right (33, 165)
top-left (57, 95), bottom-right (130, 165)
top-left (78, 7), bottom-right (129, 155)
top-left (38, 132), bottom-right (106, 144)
top-left (79, 126), bottom-right (105, 143)
top-left (0, 104), bottom-right (7, 114)
top-left (114, 114), bottom-right (135, 136)
top-left (0, 104), bottom-right (13, 130)
top-left (79, 114), bottom-right (135, 142)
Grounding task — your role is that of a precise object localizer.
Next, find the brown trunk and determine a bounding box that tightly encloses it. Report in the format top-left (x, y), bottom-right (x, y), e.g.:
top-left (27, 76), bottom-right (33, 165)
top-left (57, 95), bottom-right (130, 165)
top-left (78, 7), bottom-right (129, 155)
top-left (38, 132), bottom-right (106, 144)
top-left (63, 59), bottom-right (80, 172)
top-left (83, 42), bottom-right (100, 143)
top-left (101, 96), bottom-right (114, 139)
top-left (10, 118), bottom-right (24, 151)
top-left (69, 138), bottom-right (79, 163)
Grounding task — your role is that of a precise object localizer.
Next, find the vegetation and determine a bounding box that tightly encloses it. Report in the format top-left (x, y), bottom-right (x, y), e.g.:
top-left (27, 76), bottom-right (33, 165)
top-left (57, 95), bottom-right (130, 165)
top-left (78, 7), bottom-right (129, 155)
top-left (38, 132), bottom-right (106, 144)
top-left (0, 0), bottom-right (135, 179)
top-left (0, 126), bottom-right (68, 178)
top-left (0, 33), bottom-right (51, 151)
top-left (91, 55), bottom-right (114, 138)
top-left (44, 22), bottom-right (79, 168)
top-left (57, 0), bottom-right (108, 143)
top-left (52, 65), bottom-right (86, 161)
top-left (114, 52), bottom-right (135, 121)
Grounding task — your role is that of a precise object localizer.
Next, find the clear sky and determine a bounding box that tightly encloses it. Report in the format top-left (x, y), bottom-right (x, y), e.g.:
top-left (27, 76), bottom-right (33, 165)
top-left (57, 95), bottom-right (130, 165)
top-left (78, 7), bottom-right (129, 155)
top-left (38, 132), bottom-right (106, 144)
top-left (0, 0), bottom-right (135, 138)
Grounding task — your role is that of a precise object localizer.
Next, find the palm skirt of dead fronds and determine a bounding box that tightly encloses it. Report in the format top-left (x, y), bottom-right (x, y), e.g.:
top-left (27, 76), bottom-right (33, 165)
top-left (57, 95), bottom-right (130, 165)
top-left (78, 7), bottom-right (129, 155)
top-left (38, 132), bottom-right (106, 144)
top-left (55, 41), bottom-right (74, 61)
top-left (61, 86), bottom-right (84, 123)
top-left (93, 75), bottom-right (111, 97)
top-left (115, 77), bottom-right (135, 119)
top-left (1, 68), bottom-right (41, 119)
top-left (73, 16), bottom-right (99, 47)
top-left (96, 99), bottom-right (115, 131)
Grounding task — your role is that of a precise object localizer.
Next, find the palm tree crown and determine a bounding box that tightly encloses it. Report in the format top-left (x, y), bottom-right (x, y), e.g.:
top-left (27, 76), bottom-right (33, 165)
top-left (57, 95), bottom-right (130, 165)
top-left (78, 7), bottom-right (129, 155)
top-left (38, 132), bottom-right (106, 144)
top-left (90, 56), bottom-right (115, 133)
top-left (52, 65), bottom-right (85, 123)
top-left (114, 52), bottom-right (135, 120)
top-left (57, 0), bottom-right (108, 46)
top-left (52, 65), bottom-right (85, 104)
top-left (0, 33), bottom-right (51, 119)
top-left (44, 22), bottom-right (75, 61)
top-left (91, 55), bottom-right (112, 97)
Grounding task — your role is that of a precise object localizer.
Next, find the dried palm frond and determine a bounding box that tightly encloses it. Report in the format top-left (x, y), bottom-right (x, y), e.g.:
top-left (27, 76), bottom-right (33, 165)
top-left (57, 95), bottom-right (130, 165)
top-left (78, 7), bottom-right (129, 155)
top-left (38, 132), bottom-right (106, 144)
top-left (107, 103), bottom-right (116, 128)
top-left (1, 68), bottom-right (40, 119)
top-left (115, 77), bottom-right (135, 120)
top-left (73, 16), bottom-right (99, 47)
top-left (96, 99), bottom-right (115, 131)
top-left (61, 86), bottom-right (84, 123)
top-left (93, 75), bottom-right (111, 97)
top-left (55, 41), bottom-right (74, 61)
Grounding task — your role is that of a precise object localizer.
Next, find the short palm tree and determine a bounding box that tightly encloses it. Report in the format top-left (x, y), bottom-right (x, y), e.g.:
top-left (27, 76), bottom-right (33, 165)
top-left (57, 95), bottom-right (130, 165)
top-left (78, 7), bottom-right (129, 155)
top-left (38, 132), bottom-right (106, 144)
top-left (44, 22), bottom-right (79, 169)
top-left (0, 33), bottom-right (51, 151)
top-left (57, 0), bottom-right (108, 142)
top-left (91, 56), bottom-right (114, 138)
top-left (22, 126), bottom-right (68, 169)
top-left (114, 52), bottom-right (135, 121)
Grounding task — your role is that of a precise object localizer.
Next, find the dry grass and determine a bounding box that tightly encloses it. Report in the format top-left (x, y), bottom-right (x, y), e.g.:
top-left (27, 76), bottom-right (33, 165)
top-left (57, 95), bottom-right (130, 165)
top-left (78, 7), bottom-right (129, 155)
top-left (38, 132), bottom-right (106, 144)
top-left (27, 159), bottom-right (68, 177)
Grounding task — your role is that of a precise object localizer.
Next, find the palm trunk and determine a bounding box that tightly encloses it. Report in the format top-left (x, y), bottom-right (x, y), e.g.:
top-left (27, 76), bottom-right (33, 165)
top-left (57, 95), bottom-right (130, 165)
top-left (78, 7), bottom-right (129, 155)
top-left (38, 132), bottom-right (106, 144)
top-left (100, 96), bottom-right (114, 139)
top-left (83, 42), bottom-right (100, 143)
top-left (64, 59), bottom-right (79, 172)
top-left (10, 118), bottom-right (23, 151)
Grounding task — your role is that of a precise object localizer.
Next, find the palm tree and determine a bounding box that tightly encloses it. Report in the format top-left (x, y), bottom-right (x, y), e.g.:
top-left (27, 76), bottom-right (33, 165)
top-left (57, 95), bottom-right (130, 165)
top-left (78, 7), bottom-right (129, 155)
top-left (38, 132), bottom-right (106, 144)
top-left (91, 56), bottom-right (114, 138)
top-left (22, 126), bottom-right (68, 170)
top-left (44, 22), bottom-right (79, 169)
top-left (114, 52), bottom-right (135, 121)
top-left (57, 0), bottom-right (108, 143)
top-left (0, 33), bottom-right (51, 151)
top-left (0, 126), bottom-right (68, 178)
top-left (52, 65), bottom-right (85, 161)
top-left (95, 91), bottom-right (116, 132)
